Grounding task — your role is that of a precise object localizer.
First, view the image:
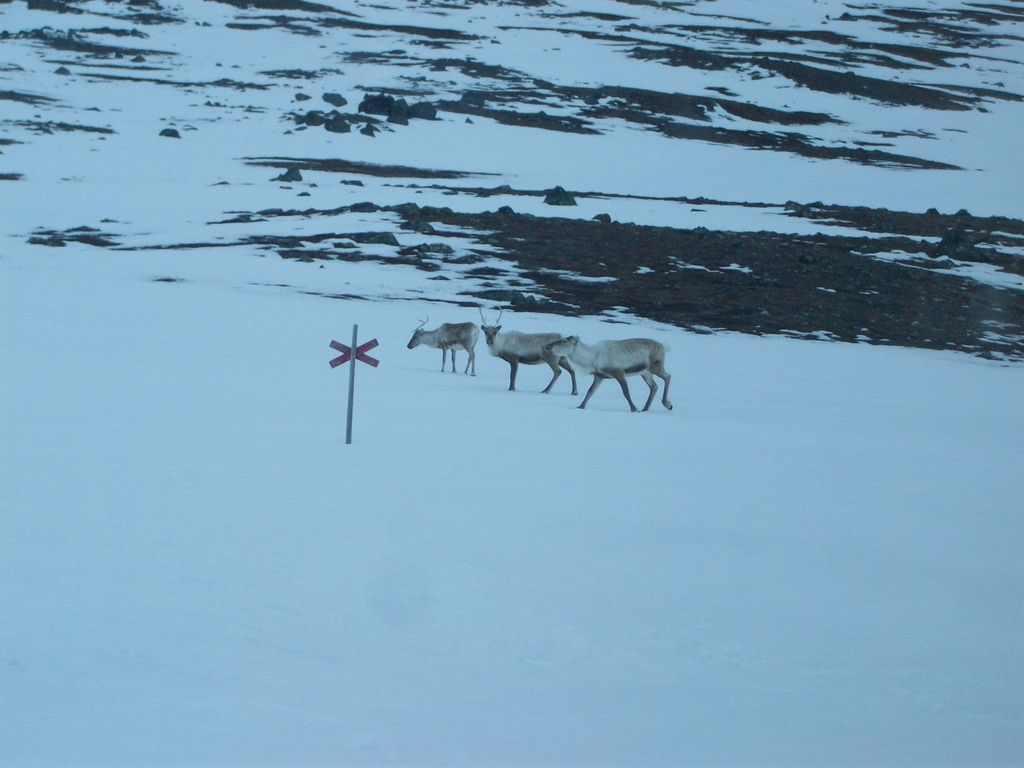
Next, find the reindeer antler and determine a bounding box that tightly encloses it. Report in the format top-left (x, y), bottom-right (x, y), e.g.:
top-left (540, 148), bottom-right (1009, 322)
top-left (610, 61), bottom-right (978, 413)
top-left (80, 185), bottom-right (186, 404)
top-left (479, 307), bottom-right (503, 327)
top-left (415, 316), bottom-right (429, 330)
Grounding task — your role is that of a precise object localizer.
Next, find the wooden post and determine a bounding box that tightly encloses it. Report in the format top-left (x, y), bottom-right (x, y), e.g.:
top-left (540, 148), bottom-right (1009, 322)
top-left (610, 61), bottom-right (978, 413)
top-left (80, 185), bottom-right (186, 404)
top-left (330, 327), bottom-right (377, 445)
top-left (346, 323), bottom-right (358, 445)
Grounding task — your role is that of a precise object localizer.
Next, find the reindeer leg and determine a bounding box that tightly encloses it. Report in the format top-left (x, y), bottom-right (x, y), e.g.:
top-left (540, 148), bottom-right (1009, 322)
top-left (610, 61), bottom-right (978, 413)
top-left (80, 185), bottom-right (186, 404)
top-left (640, 371), bottom-right (658, 412)
top-left (578, 375), bottom-right (604, 409)
top-left (508, 358), bottom-right (520, 391)
top-left (466, 347), bottom-right (475, 376)
top-left (450, 348), bottom-right (457, 373)
top-left (653, 360), bottom-right (673, 410)
top-left (541, 357), bottom-right (560, 394)
top-left (613, 371), bottom-right (639, 412)
top-left (560, 358), bottom-right (578, 396)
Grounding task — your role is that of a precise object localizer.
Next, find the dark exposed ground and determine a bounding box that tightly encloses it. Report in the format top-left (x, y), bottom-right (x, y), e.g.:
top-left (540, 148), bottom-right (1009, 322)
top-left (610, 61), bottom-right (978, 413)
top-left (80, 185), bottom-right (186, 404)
top-left (27, 225), bottom-right (120, 246)
top-left (209, 0), bottom-right (351, 15)
top-left (2, 119), bottom-right (114, 133)
top-left (0, 89), bottom-right (57, 105)
top-left (73, 71), bottom-right (270, 90)
top-left (94, 194), bottom-right (1023, 361)
top-left (783, 200), bottom-right (1024, 241)
top-left (9, 26), bottom-right (175, 57)
top-left (391, 204), bottom-right (1024, 361)
top-left (245, 156), bottom-right (490, 179)
top-left (322, 51), bottom-right (993, 168)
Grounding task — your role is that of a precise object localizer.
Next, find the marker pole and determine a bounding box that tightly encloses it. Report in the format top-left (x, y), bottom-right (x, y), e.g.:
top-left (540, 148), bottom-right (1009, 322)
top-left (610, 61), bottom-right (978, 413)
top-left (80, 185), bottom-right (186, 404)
top-left (346, 324), bottom-right (357, 444)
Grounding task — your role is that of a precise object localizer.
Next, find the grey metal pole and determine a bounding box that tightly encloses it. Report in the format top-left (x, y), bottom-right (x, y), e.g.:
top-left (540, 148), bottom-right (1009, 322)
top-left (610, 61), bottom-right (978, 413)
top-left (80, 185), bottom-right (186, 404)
top-left (346, 323), bottom-right (357, 444)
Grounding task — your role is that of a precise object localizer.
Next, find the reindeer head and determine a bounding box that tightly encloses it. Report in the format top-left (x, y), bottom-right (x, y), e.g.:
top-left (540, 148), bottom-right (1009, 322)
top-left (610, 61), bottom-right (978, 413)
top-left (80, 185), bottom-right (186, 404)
top-left (545, 335), bottom-right (578, 356)
top-left (481, 325), bottom-right (502, 347)
top-left (407, 318), bottom-right (429, 349)
top-left (479, 308), bottom-right (503, 348)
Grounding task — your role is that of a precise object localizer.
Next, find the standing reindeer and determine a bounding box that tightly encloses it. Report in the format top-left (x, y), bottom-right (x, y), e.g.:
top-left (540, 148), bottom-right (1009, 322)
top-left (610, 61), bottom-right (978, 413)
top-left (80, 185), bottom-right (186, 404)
top-left (480, 309), bottom-right (577, 395)
top-left (407, 317), bottom-right (479, 375)
top-left (545, 335), bottom-right (672, 412)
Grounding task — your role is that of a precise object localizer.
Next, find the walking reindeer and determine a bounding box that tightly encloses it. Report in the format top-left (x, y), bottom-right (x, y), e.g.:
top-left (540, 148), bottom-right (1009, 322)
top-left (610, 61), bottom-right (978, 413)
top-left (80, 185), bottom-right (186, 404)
top-left (407, 317), bottom-right (480, 375)
top-left (545, 335), bottom-right (672, 412)
top-left (479, 309), bottom-right (577, 395)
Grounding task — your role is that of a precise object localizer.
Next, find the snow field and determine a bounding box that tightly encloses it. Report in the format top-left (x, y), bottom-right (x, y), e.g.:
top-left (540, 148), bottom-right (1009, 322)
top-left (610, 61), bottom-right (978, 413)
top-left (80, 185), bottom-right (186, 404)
top-left (2, 244), bottom-right (1021, 764)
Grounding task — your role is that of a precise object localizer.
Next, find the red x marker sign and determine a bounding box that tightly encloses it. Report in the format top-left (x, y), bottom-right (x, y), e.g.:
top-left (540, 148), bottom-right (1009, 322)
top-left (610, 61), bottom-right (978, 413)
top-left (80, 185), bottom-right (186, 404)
top-left (330, 338), bottom-right (379, 368)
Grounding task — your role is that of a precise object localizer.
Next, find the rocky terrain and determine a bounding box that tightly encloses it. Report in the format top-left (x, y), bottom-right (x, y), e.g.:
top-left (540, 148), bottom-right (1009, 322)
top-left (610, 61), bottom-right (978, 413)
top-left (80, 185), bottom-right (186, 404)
top-left (2, 0), bottom-right (1023, 358)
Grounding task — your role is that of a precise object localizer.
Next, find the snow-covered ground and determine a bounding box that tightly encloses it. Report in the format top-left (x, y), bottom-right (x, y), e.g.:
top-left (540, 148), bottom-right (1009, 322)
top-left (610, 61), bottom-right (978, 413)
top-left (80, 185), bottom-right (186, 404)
top-left (2, 0), bottom-right (1023, 764)
top-left (2, 241), bottom-right (1022, 765)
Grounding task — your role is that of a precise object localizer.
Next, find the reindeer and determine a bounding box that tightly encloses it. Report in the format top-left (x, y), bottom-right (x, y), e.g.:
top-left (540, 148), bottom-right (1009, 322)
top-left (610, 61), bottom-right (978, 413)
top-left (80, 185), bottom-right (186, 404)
top-left (480, 309), bottom-right (577, 395)
top-left (407, 317), bottom-right (479, 375)
top-left (544, 335), bottom-right (672, 412)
